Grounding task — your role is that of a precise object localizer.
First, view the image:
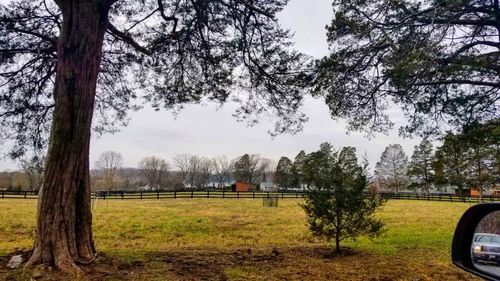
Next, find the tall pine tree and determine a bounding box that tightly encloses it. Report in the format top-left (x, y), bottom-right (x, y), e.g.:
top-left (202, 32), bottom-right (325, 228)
top-left (408, 140), bottom-right (434, 195)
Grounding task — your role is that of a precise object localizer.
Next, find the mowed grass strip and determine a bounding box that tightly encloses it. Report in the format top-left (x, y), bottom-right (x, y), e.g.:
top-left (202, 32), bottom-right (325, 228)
top-left (0, 198), bottom-right (479, 280)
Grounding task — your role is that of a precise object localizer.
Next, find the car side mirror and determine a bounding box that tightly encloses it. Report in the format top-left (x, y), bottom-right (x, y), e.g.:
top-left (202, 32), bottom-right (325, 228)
top-left (452, 203), bottom-right (500, 281)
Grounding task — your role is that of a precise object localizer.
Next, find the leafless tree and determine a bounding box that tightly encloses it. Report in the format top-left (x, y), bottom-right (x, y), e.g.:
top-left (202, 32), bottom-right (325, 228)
top-left (375, 144), bottom-right (409, 193)
top-left (138, 156), bottom-right (169, 191)
top-left (197, 158), bottom-right (213, 189)
top-left (95, 151), bottom-right (123, 191)
top-left (172, 154), bottom-right (193, 185)
top-left (186, 155), bottom-right (200, 188)
top-left (212, 156), bottom-right (235, 188)
top-left (185, 156), bottom-right (212, 189)
top-left (264, 159), bottom-right (278, 183)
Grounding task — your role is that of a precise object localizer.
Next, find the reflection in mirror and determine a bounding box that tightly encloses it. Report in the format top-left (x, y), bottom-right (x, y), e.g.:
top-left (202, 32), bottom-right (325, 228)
top-left (472, 211), bottom-right (500, 278)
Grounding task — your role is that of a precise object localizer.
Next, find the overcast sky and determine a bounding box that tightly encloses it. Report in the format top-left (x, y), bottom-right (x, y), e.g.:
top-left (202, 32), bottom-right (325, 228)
top-left (0, 0), bottom-right (423, 171)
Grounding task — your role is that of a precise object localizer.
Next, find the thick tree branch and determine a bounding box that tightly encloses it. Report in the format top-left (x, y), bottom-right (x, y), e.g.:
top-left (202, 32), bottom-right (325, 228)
top-left (415, 18), bottom-right (498, 26)
top-left (10, 27), bottom-right (57, 44)
top-left (396, 1), bottom-right (498, 27)
top-left (157, 0), bottom-right (179, 32)
top-left (106, 22), bottom-right (152, 56)
top-left (441, 41), bottom-right (500, 64)
top-left (0, 47), bottom-right (56, 54)
top-left (415, 80), bottom-right (500, 88)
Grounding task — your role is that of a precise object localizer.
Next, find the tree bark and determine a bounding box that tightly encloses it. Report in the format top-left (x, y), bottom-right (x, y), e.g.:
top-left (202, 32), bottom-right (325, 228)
top-left (25, 0), bottom-right (108, 274)
top-left (335, 211), bottom-right (341, 252)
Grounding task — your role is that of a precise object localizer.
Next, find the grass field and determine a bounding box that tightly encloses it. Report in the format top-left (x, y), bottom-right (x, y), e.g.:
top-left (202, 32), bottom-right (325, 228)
top-left (0, 198), bottom-right (481, 280)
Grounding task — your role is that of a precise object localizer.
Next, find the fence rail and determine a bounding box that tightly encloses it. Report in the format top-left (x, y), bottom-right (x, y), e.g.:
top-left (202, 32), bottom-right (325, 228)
top-left (1, 189), bottom-right (500, 203)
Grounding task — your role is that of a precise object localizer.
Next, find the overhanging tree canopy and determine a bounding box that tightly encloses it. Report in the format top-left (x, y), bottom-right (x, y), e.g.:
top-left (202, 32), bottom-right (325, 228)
top-left (0, 0), bottom-right (312, 157)
top-left (0, 0), bottom-right (311, 273)
top-left (314, 0), bottom-right (500, 136)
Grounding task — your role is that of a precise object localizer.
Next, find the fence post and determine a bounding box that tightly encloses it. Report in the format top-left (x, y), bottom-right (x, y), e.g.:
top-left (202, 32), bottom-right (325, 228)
top-left (121, 192), bottom-right (124, 200)
top-left (140, 192), bottom-right (143, 199)
top-left (222, 190), bottom-right (225, 198)
top-left (24, 191), bottom-right (27, 198)
top-left (157, 191), bottom-right (160, 199)
top-left (282, 192), bottom-right (284, 199)
top-left (191, 190), bottom-right (194, 199)
top-left (253, 191), bottom-right (255, 199)
top-left (174, 191), bottom-right (177, 199)
top-left (237, 191), bottom-right (240, 199)
top-left (1, 190), bottom-right (4, 199)
top-left (207, 190), bottom-right (209, 198)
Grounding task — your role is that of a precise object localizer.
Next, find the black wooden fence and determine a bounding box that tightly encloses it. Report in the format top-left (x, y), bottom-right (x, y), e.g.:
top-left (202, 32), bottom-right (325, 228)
top-left (1, 189), bottom-right (499, 203)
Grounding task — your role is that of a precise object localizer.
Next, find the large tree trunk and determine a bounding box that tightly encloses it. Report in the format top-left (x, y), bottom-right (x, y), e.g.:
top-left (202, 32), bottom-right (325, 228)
top-left (25, 0), bottom-right (108, 274)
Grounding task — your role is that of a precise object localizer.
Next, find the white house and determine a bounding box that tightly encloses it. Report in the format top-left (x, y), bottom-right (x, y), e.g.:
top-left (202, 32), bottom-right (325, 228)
top-left (260, 182), bottom-right (277, 192)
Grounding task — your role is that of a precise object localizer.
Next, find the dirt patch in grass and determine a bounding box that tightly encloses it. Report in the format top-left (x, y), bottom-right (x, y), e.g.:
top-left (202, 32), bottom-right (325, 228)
top-left (1, 246), bottom-right (479, 281)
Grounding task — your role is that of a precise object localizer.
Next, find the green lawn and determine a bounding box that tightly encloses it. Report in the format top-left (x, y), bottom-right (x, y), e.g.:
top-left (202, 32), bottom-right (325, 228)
top-left (0, 198), bottom-right (480, 280)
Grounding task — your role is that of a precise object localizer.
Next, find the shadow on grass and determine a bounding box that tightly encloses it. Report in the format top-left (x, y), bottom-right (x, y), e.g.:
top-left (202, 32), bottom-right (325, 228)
top-left (1, 246), bottom-right (478, 281)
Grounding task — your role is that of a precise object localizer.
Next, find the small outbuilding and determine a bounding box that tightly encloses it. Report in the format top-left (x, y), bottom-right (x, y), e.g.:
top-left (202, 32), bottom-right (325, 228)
top-left (231, 181), bottom-right (249, 192)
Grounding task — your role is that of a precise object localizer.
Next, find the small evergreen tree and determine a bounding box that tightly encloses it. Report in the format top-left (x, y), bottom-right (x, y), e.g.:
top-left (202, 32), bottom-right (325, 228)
top-left (301, 143), bottom-right (385, 252)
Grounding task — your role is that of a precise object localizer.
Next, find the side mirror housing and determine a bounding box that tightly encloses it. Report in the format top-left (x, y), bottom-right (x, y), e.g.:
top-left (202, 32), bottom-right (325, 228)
top-left (452, 203), bottom-right (500, 281)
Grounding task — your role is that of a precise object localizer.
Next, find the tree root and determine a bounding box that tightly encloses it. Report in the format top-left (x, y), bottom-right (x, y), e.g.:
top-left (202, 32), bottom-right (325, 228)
top-left (24, 246), bottom-right (84, 276)
top-left (55, 256), bottom-right (84, 276)
top-left (76, 252), bottom-right (97, 265)
top-left (23, 247), bottom-right (41, 269)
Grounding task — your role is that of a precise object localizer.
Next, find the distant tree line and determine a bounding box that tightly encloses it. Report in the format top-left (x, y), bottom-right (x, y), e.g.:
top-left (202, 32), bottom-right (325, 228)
top-left (1, 120), bottom-right (497, 194)
top-left (374, 120), bottom-right (499, 199)
top-left (0, 157), bottom-right (44, 191)
top-left (88, 152), bottom-right (276, 192)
